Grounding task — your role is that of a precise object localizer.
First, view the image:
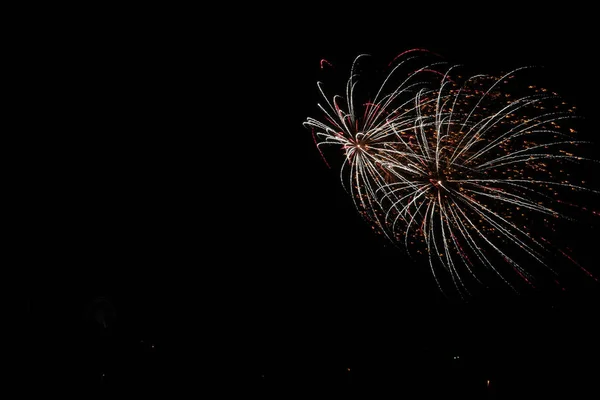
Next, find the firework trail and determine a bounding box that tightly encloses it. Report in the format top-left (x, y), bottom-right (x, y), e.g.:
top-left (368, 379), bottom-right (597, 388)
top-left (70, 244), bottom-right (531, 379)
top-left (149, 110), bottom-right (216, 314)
top-left (304, 49), bottom-right (600, 298)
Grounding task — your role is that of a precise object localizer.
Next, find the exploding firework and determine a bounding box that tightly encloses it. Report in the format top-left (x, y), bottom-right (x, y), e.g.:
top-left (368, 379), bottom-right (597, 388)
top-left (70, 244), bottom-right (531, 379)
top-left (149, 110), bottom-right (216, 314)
top-left (304, 49), bottom-right (599, 298)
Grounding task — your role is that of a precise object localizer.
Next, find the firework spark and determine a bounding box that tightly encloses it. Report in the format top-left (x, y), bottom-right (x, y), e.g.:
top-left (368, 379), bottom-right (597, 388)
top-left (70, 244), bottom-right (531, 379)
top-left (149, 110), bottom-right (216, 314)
top-left (304, 49), bottom-right (599, 298)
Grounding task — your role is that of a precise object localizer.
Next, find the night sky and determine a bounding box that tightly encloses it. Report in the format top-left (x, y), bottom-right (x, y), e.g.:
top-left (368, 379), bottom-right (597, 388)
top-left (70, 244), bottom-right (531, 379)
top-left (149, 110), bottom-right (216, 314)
top-left (24, 8), bottom-right (600, 398)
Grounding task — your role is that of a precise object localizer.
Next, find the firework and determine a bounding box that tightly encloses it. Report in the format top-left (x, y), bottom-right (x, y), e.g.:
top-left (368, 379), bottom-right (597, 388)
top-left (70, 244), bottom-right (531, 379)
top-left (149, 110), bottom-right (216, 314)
top-left (304, 49), bottom-right (599, 298)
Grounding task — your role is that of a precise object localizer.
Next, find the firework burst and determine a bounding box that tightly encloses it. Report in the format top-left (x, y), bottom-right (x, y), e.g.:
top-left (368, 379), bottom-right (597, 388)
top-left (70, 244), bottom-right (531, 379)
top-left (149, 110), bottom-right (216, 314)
top-left (304, 49), bottom-right (599, 298)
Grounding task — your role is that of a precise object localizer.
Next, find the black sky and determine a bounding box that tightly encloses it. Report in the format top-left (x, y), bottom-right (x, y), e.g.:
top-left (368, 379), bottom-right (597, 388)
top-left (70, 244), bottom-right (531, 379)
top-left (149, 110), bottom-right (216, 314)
top-left (23, 7), bottom-right (600, 397)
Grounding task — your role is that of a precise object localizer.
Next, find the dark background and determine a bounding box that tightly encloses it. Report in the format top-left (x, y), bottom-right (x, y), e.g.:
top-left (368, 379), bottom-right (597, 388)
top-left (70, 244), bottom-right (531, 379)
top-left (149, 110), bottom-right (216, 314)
top-left (21, 6), bottom-right (599, 398)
